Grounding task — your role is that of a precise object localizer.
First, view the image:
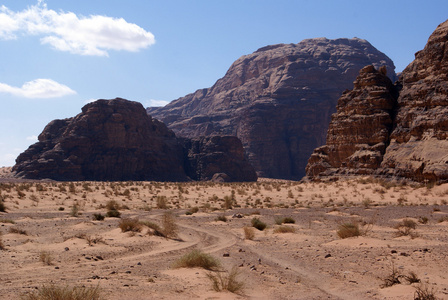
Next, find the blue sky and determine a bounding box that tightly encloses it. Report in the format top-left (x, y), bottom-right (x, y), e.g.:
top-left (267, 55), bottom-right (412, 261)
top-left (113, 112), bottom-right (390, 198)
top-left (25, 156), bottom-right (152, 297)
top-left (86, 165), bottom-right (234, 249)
top-left (0, 0), bottom-right (447, 167)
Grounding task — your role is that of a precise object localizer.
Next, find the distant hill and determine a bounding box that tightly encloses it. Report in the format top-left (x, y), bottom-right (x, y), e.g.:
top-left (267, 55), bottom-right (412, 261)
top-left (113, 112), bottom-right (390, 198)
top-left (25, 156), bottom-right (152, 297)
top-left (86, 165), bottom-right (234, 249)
top-left (148, 38), bottom-right (396, 180)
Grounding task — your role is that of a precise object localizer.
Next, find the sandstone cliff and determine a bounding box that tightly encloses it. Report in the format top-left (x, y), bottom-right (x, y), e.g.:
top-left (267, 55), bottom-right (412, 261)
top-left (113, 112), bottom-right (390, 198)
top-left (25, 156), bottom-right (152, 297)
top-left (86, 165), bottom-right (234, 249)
top-left (148, 38), bottom-right (396, 179)
top-left (13, 98), bottom-right (257, 182)
top-left (306, 19), bottom-right (448, 183)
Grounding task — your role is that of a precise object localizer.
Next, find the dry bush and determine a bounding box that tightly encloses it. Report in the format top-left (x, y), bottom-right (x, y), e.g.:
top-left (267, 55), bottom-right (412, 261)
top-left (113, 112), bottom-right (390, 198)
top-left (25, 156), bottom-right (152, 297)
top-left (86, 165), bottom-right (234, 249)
top-left (156, 196), bottom-right (168, 209)
top-left (337, 222), bottom-right (361, 239)
top-left (0, 218), bottom-right (15, 224)
top-left (9, 227), bottom-right (28, 235)
top-left (414, 283), bottom-right (439, 300)
top-left (381, 262), bottom-right (402, 288)
top-left (118, 218), bottom-right (143, 233)
top-left (437, 216), bottom-right (448, 223)
top-left (273, 225), bottom-right (296, 234)
top-left (172, 249), bottom-right (220, 270)
top-left (251, 217), bottom-right (267, 231)
top-left (0, 232), bottom-right (5, 250)
top-left (243, 227), bottom-right (255, 240)
top-left (39, 251), bottom-right (53, 266)
top-left (275, 216), bottom-right (295, 225)
top-left (394, 218), bottom-right (418, 237)
top-left (206, 266), bottom-right (244, 293)
top-left (405, 271), bottom-right (421, 284)
top-left (21, 283), bottom-right (102, 300)
top-left (76, 234), bottom-right (105, 246)
top-left (105, 200), bottom-right (120, 211)
top-left (161, 212), bottom-right (178, 239)
top-left (92, 213), bottom-right (105, 221)
top-left (140, 221), bottom-right (164, 237)
top-left (0, 200), bottom-right (6, 212)
top-left (215, 214), bottom-right (227, 222)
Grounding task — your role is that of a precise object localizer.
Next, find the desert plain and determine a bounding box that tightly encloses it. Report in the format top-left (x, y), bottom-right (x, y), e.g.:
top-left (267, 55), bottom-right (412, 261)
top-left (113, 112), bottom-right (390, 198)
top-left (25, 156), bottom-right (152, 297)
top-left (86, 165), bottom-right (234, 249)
top-left (1, 167), bottom-right (448, 299)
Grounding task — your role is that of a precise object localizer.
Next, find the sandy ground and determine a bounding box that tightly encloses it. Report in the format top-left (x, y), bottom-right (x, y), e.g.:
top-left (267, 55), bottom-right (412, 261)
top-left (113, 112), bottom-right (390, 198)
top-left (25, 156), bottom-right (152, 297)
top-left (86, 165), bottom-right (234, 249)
top-left (1, 169), bottom-right (448, 299)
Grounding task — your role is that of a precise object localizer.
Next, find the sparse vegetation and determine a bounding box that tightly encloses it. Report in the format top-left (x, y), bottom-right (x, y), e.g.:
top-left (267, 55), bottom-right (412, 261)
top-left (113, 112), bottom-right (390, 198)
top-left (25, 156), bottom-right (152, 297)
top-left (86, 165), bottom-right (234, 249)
top-left (118, 218), bottom-right (143, 233)
top-left (0, 232), bottom-right (5, 250)
top-left (251, 217), bottom-right (267, 231)
top-left (0, 218), bottom-right (15, 224)
top-left (381, 262), bottom-right (402, 288)
top-left (275, 216), bottom-right (295, 225)
top-left (39, 251), bottom-right (53, 266)
top-left (215, 214), bottom-right (227, 222)
top-left (206, 266), bottom-right (244, 293)
top-left (9, 227), bottom-right (28, 235)
top-left (394, 218), bottom-right (418, 237)
top-left (243, 226), bottom-right (255, 240)
top-left (0, 200), bottom-right (6, 212)
top-left (161, 211), bottom-right (178, 239)
top-left (273, 225), bottom-right (296, 233)
top-left (21, 283), bottom-right (102, 300)
top-left (92, 213), bottom-right (105, 221)
top-left (437, 216), bottom-right (448, 223)
top-left (172, 249), bottom-right (220, 270)
top-left (414, 283), bottom-right (439, 300)
top-left (337, 222), bottom-right (361, 239)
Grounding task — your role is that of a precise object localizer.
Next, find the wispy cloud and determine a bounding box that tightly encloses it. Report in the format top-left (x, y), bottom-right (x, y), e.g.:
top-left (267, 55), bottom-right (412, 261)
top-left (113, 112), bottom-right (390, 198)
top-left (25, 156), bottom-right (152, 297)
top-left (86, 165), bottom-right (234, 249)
top-left (145, 99), bottom-right (170, 107)
top-left (0, 1), bottom-right (155, 56)
top-left (0, 78), bottom-right (76, 98)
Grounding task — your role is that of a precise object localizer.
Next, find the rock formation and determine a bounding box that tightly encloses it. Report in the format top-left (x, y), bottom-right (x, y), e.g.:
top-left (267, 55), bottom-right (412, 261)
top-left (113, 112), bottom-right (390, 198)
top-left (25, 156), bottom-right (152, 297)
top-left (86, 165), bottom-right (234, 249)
top-left (380, 19), bottom-right (448, 182)
top-left (306, 65), bottom-right (399, 177)
top-left (13, 98), bottom-right (257, 182)
top-left (148, 38), bottom-right (396, 179)
top-left (307, 19), bottom-right (448, 183)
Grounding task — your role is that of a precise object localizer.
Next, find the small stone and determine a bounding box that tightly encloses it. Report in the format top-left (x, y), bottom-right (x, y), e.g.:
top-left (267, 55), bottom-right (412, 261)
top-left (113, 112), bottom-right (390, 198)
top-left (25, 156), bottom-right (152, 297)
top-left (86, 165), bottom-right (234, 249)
top-left (325, 254), bottom-right (332, 258)
top-left (64, 247), bottom-right (69, 251)
top-left (223, 253), bottom-right (230, 257)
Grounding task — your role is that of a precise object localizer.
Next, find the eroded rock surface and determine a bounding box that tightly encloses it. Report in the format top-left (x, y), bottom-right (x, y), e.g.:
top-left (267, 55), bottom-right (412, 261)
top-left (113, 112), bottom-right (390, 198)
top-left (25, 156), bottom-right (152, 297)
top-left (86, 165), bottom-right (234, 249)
top-left (13, 98), bottom-right (256, 182)
top-left (307, 19), bottom-right (448, 183)
top-left (148, 38), bottom-right (396, 179)
top-left (306, 66), bottom-right (399, 177)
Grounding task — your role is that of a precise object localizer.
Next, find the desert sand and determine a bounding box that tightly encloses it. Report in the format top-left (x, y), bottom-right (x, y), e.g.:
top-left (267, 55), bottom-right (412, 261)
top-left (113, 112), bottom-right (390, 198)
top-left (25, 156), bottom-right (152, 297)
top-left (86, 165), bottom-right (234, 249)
top-left (1, 169), bottom-right (447, 299)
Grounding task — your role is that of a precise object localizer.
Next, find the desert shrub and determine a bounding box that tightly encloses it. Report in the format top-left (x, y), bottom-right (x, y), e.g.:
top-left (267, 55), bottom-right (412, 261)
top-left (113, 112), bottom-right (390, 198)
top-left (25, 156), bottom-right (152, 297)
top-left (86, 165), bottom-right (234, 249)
top-left (92, 213), bottom-right (105, 221)
top-left (118, 218), bottom-right (142, 233)
top-left (215, 214), bottom-right (227, 222)
top-left (418, 216), bottom-right (429, 224)
top-left (275, 216), bottom-right (295, 225)
top-left (0, 218), bottom-right (15, 224)
top-left (337, 222), bottom-right (361, 239)
top-left (405, 271), bottom-right (421, 284)
top-left (106, 209), bottom-right (121, 218)
top-left (206, 266), bottom-right (244, 293)
top-left (105, 200), bottom-right (120, 211)
top-left (0, 232), bottom-right (5, 250)
top-left (251, 217), bottom-right (267, 231)
top-left (437, 216), bottom-right (448, 223)
top-left (156, 196), bottom-right (168, 209)
top-left (394, 219), bottom-right (418, 237)
top-left (39, 251), bottom-right (53, 266)
top-left (9, 227), bottom-right (28, 235)
top-left (140, 221), bottom-right (164, 237)
top-left (161, 212), bottom-right (178, 239)
top-left (0, 200), bottom-right (6, 212)
top-left (273, 225), bottom-right (296, 234)
top-left (414, 283), bottom-right (439, 300)
top-left (70, 204), bottom-right (79, 217)
top-left (185, 206), bottom-right (199, 215)
top-left (381, 262), bottom-right (402, 288)
top-left (243, 227), bottom-right (255, 240)
top-left (21, 283), bottom-right (101, 300)
top-left (172, 249), bottom-right (220, 270)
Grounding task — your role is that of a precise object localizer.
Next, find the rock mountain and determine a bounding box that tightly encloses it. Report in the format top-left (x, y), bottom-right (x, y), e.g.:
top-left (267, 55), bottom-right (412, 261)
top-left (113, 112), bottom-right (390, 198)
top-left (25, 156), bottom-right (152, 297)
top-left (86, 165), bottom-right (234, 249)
top-left (307, 19), bottom-right (448, 183)
top-left (13, 98), bottom-right (257, 182)
top-left (148, 37), bottom-right (396, 180)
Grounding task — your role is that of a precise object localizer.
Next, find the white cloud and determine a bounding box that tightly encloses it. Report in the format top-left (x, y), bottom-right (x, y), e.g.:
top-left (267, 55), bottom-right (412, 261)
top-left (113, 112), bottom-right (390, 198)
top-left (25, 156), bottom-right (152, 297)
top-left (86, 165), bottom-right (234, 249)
top-left (0, 78), bottom-right (76, 98)
top-left (145, 99), bottom-right (169, 107)
top-left (0, 1), bottom-right (155, 56)
top-left (26, 135), bottom-right (38, 142)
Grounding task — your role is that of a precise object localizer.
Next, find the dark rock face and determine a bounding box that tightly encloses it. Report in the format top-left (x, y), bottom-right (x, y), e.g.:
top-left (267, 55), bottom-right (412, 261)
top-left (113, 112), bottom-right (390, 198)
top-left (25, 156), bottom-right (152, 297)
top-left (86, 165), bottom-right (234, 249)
top-left (182, 136), bottom-right (258, 182)
top-left (148, 38), bottom-right (396, 179)
top-left (306, 19), bottom-right (448, 183)
top-left (13, 98), bottom-right (257, 182)
top-left (306, 65), bottom-right (399, 177)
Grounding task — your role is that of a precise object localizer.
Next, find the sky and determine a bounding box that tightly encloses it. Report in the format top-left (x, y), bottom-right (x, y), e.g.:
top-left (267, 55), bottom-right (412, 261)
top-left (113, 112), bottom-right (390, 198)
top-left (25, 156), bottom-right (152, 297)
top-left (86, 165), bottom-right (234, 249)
top-left (0, 0), bottom-right (447, 167)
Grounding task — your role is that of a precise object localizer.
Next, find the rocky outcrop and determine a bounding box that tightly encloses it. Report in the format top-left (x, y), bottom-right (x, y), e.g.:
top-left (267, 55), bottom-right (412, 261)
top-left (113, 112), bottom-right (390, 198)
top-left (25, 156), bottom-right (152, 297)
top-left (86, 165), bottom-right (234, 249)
top-left (148, 38), bottom-right (396, 179)
top-left (13, 98), bottom-right (257, 182)
top-left (306, 65), bottom-right (399, 177)
top-left (306, 19), bottom-right (448, 183)
top-left (380, 19), bottom-right (448, 182)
